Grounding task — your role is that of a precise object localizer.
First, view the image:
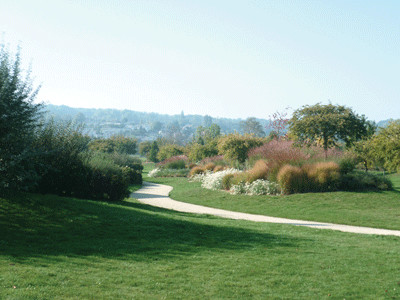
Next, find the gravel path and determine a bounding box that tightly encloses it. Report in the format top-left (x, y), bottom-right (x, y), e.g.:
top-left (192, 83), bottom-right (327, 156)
top-left (131, 182), bottom-right (400, 237)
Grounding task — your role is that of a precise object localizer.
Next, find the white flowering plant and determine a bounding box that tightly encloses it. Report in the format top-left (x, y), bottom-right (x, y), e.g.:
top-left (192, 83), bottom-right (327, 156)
top-left (200, 168), bottom-right (242, 190)
top-left (147, 168), bottom-right (161, 178)
top-left (230, 179), bottom-right (281, 196)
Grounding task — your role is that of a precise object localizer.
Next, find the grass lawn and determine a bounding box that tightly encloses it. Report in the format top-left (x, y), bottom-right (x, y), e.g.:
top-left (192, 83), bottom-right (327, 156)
top-left (144, 164), bottom-right (400, 231)
top-left (1, 189), bottom-right (400, 299)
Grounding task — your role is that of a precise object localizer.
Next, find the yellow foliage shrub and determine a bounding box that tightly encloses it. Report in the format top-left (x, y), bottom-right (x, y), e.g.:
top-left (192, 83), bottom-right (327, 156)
top-left (277, 164), bottom-right (308, 194)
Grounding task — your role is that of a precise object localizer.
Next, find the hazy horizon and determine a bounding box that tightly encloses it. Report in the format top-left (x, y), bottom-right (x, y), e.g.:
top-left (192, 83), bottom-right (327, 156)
top-left (2, 0), bottom-right (399, 122)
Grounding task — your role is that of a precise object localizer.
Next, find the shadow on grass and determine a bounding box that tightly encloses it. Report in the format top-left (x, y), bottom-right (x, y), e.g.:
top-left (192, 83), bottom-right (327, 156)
top-left (0, 191), bottom-right (299, 262)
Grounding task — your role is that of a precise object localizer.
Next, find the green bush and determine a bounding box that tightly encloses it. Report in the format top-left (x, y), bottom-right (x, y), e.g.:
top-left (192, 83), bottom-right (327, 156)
top-left (86, 154), bottom-right (130, 201)
top-left (218, 133), bottom-right (265, 165)
top-left (157, 144), bottom-right (185, 162)
top-left (337, 155), bottom-right (358, 175)
top-left (221, 174), bottom-right (235, 190)
top-left (31, 120), bottom-right (92, 197)
top-left (158, 155), bottom-right (188, 170)
top-left (339, 171), bottom-right (393, 191)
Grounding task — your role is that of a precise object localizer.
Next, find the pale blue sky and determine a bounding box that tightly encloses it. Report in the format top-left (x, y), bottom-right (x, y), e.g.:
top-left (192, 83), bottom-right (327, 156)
top-left (1, 0), bottom-right (399, 121)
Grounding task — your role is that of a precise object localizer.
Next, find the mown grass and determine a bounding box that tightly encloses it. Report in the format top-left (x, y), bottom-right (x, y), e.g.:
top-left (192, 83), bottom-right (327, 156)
top-left (1, 189), bottom-right (400, 299)
top-left (145, 166), bottom-right (400, 230)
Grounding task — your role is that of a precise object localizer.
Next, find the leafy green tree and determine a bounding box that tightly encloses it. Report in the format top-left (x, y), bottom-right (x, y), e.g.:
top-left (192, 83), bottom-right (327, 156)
top-left (187, 139), bottom-right (219, 162)
top-left (217, 133), bottom-right (265, 164)
top-left (240, 117), bottom-right (265, 137)
top-left (193, 124), bottom-right (221, 145)
top-left (0, 43), bottom-right (43, 189)
top-left (203, 115), bottom-right (212, 127)
top-left (150, 121), bottom-right (163, 132)
top-left (368, 120), bottom-right (400, 172)
top-left (157, 144), bottom-right (185, 162)
top-left (88, 136), bottom-right (137, 154)
top-left (288, 103), bottom-right (371, 157)
top-left (139, 141), bottom-right (152, 157)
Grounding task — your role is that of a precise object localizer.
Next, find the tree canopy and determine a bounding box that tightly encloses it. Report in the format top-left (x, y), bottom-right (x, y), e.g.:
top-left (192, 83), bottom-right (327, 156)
top-left (239, 117), bottom-right (266, 137)
top-left (288, 103), bottom-right (372, 155)
top-left (0, 43), bottom-right (43, 188)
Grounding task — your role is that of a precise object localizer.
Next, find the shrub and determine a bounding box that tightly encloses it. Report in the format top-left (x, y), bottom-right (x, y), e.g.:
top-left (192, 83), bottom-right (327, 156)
top-left (246, 160), bottom-right (269, 183)
top-left (158, 155), bottom-right (188, 169)
top-left (87, 167), bottom-right (130, 202)
top-left (230, 172), bottom-right (251, 187)
top-left (277, 165), bottom-right (308, 195)
top-left (86, 154), bottom-right (130, 201)
top-left (201, 168), bottom-right (241, 190)
top-left (148, 168), bottom-right (162, 178)
top-left (230, 180), bottom-right (281, 195)
top-left (221, 174), bottom-right (235, 190)
top-left (337, 154), bottom-right (358, 175)
top-left (339, 171), bottom-right (393, 191)
top-left (187, 141), bottom-right (219, 162)
top-left (157, 144), bottom-right (185, 162)
top-left (247, 140), bottom-right (309, 182)
top-left (213, 165), bottom-right (225, 172)
top-left (147, 168), bottom-right (189, 178)
top-left (305, 161), bottom-right (340, 192)
top-left (31, 120), bottom-right (92, 197)
top-left (199, 155), bottom-right (226, 166)
top-left (218, 133), bottom-right (265, 164)
top-left (190, 165), bottom-right (205, 177)
top-left (110, 152), bottom-right (143, 170)
top-left (204, 163), bottom-right (216, 171)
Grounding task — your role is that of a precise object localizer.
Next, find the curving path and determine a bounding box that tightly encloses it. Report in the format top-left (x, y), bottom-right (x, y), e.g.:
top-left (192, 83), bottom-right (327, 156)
top-left (131, 182), bottom-right (400, 237)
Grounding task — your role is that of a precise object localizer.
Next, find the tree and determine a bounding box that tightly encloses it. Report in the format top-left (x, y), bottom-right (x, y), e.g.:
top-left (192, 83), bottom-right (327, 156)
top-left (0, 43), bottom-right (43, 188)
top-left (217, 133), bottom-right (265, 165)
top-left (157, 144), bottom-right (185, 162)
top-left (368, 120), bottom-right (400, 172)
top-left (139, 141), bottom-right (152, 157)
top-left (193, 124), bottom-right (221, 145)
top-left (148, 141), bottom-right (159, 163)
top-left (266, 107), bottom-right (291, 139)
top-left (240, 117), bottom-right (265, 137)
top-left (288, 103), bottom-right (370, 158)
top-left (203, 115), bottom-right (213, 127)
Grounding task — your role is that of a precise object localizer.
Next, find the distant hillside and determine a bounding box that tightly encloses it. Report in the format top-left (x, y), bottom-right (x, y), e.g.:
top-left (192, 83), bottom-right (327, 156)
top-left (42, 104), bottom-right (273, 143)
top-left (377, 119), bottom-right (394, 128)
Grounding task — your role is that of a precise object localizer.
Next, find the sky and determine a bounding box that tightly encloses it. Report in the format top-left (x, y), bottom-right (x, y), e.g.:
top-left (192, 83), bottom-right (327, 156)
top-left (1, 0), bottom-right (399, 122)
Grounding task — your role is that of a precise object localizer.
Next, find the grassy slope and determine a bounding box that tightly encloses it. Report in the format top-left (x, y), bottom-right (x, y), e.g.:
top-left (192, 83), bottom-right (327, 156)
top-left (145, 164), bottom-right (400, 230)
top-left (1, 190), bottom-right (400, 299)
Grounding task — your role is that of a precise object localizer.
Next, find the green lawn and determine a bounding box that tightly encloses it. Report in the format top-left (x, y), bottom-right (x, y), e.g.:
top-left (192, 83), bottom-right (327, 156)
top-left (144, 166), bottom-right (400, 231)
top-left (1, 189), bottom-right (400, 299)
